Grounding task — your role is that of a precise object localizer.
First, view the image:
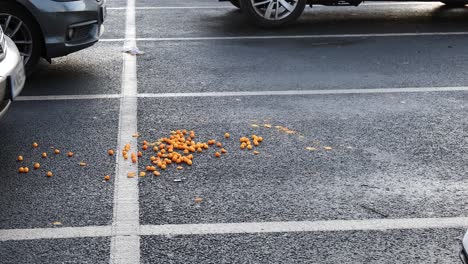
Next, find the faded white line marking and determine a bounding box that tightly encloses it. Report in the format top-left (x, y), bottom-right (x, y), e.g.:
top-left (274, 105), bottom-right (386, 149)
top-left (109, 0), bottom-right (140, 262)
top-left (13, 86), bottom-right (468, 102)
top-left (16, 94), bottom-right (121, 101)
top-left (99, 31), bottom-right (468, 43)
top-left (0, 226), bottom-right (112, 241)
top-left (140, 217), bottom-right (468, 236)
top-left (0, 216), bottom-right (467, 241)
top-left (137, 87), bottom-right (468, 98)
top-left (107, 2), bottom-right (440, 10)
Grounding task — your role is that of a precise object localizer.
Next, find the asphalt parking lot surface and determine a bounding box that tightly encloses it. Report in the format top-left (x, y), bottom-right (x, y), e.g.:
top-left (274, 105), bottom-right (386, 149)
top-left (1, 0), bottom-right (468, 263)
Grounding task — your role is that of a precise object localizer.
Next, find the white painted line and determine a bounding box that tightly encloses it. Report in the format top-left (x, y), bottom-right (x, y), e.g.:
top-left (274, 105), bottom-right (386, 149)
top-left (108, 6), bottom-right (234, 10)
top-left (140, 217), bottom-right (468, 236)
top-left (106, 2), bottom-right (440, 10)
top-left (137, 86), bottom-right (468, 98)
top-left (0, 226), bottom-right (112, 241)
top-left (0, 216), bottom-right (467, 242)
top-left (99, 31), bottom-right (468, 43)
top-left (16, 94), bottom-right (121, 101)
top-left (13, 86), bottom-right (468, 102)
top-left (109, 0), bottom-right (140, 262)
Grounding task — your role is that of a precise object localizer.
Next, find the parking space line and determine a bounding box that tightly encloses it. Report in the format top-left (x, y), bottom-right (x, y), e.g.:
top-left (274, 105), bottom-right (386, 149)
top-left (109, 0), bottom-right (140, 262)
top-left (138, 87), bottom-right (468, 98)
top-left (99, 31), bottom-right (468, 43)
top-left (13, 86), bottom-right (468, 102)
top-left (0, 226), bottom-right (112, 241)
top-left (140, 217), bottom-right (468, 236)
top-left (1, 216), bottom-right (467, 241)
top-left (107, 2), bottom-right (440, 10)
top-left (16, 94), bottom-right (121, 101)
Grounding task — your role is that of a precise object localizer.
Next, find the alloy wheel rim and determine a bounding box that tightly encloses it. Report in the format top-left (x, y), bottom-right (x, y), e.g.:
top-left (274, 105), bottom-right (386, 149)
top-left (250, 0), bottom-right (299, 20)
top-left (0, 14), bottom-right (33, 65)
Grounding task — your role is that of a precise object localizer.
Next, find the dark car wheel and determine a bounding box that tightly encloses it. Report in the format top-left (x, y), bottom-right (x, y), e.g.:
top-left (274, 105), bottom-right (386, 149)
top-left (0, 2), bottom-right (43, 75)
top-left (441, 0), bottom-right (468, 6)
top-left (230, 0), bottom-right (242, 8)
top-left (240, 0), bottom-right (306, 28)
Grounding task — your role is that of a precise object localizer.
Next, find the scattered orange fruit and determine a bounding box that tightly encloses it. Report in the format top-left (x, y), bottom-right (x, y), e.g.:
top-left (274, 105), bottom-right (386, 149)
top-left (247, 145), bottom-right (253, 150)
top-left (137, 151), bottom-right (142, 157)
top-left (18, 167), bottom-right (25, 173)
top-left (54, 149), bottom-right (60, 154)
top-left (127, 172), bottom-right (136, 178)
top-left (194, 197), bottom-right (203, 203)
top-left (216, 142), bottom-right (222, 147)
top-left (221, 148), bottom-right (227, 154)
top-left (253, 151), bottom-right (260, 155)
top-left (153, 171), bottom-right (160, 176)
top-left (139, 172), bottom-right (146, 177)
top-left (142, 145), bottom-right (148, 150)
top-left (34, 163), bottom-right (40, 170)
top-left (67, 152), bottom-right (74, 157)
top-left (225, 133), bottom-right (230, 139)
top-left (42, 153), bottom-right (47, 158)
top-left (32, 142), bottom-right (38, 148)
top-left (104, 175), bottom-right (110, 181)
top-left (24, 167), bottom-right (29, 173)
top-left (215, 152), bottom-right (221, 158)
top-left (17, 156), bottom-right (23, 161)
top-left (108, 149), bottom-right (114, 155)
top-left (47, 171), bottom-right (53, 177)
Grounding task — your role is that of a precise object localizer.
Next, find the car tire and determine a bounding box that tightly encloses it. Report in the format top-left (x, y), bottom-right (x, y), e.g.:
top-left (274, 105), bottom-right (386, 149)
top-left (0, 2), bottom-right (43, 75)
top-left (441, 0), bottom-right (468, 6)
top-left (230, 0), bottom-right (242, 8)
top-left (240, 0), bottom-right (306, 28)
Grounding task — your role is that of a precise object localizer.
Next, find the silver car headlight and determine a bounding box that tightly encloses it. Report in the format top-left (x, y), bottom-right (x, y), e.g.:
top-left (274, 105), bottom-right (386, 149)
top-left (0, 27), bottom-right (6, 61)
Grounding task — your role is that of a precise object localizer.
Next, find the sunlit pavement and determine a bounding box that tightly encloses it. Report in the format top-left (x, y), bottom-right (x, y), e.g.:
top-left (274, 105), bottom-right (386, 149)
top-left (1, 0), bottom-right (468, 263)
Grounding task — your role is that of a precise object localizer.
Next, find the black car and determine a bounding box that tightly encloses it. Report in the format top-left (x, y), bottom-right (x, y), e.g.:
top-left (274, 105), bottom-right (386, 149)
top-left (0, 0), bottom-right (107, 74)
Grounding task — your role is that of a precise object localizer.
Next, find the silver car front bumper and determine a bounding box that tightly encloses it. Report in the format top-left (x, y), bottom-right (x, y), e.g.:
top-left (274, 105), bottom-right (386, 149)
top-left (0, 36), bottom-right (26, 118)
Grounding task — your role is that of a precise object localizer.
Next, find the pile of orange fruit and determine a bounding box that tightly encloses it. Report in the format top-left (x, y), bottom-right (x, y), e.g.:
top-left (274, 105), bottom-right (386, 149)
top-left (16, 130), bottom-right (265, 181)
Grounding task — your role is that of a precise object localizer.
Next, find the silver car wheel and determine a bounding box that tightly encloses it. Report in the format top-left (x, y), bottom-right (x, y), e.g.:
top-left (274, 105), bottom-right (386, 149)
top-left (250, 0), bottom-right (299, 20)
top-left (0, 14), bottom-right (33, 65)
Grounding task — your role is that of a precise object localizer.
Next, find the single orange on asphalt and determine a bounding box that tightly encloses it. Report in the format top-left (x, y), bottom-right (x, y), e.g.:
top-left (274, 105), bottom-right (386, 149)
top-left (221, 148), bottom-right (227, 154)
top-left (32, 142), bottom-right (38, 148)
top-left (225, 133), bottom-right (230, 139)
top-left (104, 175), bottom-right (110, 181)
top-left (142, 145), bottom-right (148, 150)
top-left (54, 149), bottom-right (60, 154)
top-left (108, 149), bottom-right (114, 155)
top-left (215, 152), bottom-right (221, 158)
top-left (24, 167), bottom-right (29, 173)
top-left (153, 171), bottom-right (161, 176)
top-left (47, 171), bottom-right (53, 177)
top-left (67, 152), bottom-right (74, 157)
top-left (42, 153), bottom-right (47, 158)
top-left (34, 163), bottom-right (40, 170)
top-left (18, 167), bottom-right (25, 173)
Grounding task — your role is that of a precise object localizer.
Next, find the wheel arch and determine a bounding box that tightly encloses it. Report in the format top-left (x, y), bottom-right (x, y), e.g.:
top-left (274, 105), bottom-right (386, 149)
top-left (0, 0), bottom-right (46, 57)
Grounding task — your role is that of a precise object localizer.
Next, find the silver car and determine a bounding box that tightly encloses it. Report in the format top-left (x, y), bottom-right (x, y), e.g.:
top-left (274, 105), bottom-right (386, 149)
top-left (0, 27), bottom-right (25, 119)
top-left (0, 0), bottom-right (106, 74)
